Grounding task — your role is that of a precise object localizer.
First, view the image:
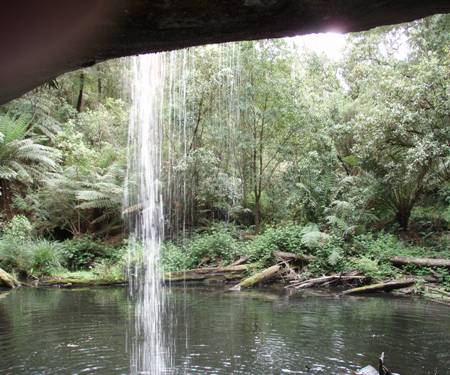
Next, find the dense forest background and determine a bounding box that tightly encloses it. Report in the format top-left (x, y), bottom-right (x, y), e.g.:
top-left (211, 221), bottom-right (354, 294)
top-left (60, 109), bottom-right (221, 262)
top-left (0, 15), bottom-right (449, 285)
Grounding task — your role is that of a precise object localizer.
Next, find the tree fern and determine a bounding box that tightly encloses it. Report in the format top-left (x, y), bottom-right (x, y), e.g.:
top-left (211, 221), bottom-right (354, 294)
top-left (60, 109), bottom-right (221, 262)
top-left (0, 115), bottom-right (60, 182)
top-left (300, 224), bottom-right (329, 249)
top-left (0, 113), bottom-right (61, 213)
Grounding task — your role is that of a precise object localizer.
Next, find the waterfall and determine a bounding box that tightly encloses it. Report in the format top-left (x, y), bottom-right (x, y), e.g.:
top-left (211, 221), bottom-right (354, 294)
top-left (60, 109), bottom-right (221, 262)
top-left (123, 43), bottom-right (243, 375)
top-left (124, 53), bottom-right (167, 375)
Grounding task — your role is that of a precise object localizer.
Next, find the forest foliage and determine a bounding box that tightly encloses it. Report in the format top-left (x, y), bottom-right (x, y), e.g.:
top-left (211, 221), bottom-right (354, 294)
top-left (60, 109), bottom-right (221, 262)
top-left (0, 15), bottom-right (449, 282)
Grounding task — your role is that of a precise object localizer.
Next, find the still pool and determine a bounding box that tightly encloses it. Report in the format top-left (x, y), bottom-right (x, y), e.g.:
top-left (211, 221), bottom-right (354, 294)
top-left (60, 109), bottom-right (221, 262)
top-left (0, 287), bottom-right (449, 374)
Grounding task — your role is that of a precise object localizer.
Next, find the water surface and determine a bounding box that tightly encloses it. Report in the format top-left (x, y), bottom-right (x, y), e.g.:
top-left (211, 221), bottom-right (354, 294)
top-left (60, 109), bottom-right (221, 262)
top-left (0, 287), bottom-right (449, 374)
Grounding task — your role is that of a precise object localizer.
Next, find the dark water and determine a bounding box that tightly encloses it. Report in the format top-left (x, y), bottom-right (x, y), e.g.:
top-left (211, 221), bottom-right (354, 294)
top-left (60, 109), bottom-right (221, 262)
top-left (0, 287), bottom-right (449, 374)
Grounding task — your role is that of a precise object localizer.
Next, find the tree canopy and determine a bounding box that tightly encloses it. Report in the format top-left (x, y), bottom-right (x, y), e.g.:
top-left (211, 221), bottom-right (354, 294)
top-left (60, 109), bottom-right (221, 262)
top-left (0, 14), bottom-right (448, 257)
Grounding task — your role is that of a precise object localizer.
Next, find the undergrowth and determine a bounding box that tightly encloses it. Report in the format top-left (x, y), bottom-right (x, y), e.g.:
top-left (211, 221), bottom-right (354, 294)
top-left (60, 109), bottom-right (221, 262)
top-left (161, 224), bottom-right (450, 283)
top-left (1, 215), bottom-right (449, 287)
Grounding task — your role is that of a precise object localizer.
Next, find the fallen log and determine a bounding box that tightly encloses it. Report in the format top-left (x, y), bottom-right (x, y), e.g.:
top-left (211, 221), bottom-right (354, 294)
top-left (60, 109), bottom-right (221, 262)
top-left (0, 268), bottom-right (20, 288)
top-left (229, 264), bottom-right (281, 291)
top-left (273, 251), bottom-right (315, 263)
top-left (164, 264), bottom-right (249, 283)
top-left (390, 256), bottom-right (450, 268)
top-left (288, 274), bottom-right (368, 290)
top-left (342, 279), bottom-right (415, 295)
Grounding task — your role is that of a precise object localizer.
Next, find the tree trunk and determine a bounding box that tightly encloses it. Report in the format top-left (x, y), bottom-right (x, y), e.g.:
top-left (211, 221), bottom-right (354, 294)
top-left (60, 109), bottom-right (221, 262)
top-left (254, 193), bottom-right (261, 232)
top-left (97, 77), bottom-right (102, 99)
top-left (0, 179), bottom-right (12, 218)
top-left (396, 205), bottom-right (412, 231)
top-left (76, 72), bottom-right (85, 112)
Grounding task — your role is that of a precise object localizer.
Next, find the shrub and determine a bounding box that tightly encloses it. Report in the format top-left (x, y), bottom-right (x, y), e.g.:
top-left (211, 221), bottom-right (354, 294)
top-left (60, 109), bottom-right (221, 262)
top-left (29, 240), bottom-right (63, 276)
top-left (60, 235), bottom-right (119, 270)
top-left (244, 225), bottom-right (302, 264)
top-left (350, 232), bottom-right (450, 260)
top-left (0, 237), bottom-right (33, 275)
top-left (187, 229), bottom-right (238, 267)
top-left (92, 260), bottom-right (125, 281)
top-left (348, 256), bottom-right (396, 279)
top-left (0, 238), bottom-right (62, 277)
top-left (308, 235), bottom-right (346, 274)
top-left (162, 242), bottom-right (190, 272)
top-left (2, 215), bottom-right (33, 241)
top-left (244, 224), bottom-right (329, 267)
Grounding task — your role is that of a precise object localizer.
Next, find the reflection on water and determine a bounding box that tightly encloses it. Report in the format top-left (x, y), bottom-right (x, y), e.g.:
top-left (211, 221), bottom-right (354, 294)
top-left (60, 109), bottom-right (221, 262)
top-left (0, 287), bottom-right (449, 374)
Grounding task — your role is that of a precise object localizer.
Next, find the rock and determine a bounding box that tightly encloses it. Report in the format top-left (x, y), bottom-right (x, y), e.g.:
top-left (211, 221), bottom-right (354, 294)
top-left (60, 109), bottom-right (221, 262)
top-left (356, 365), bottom-right (378, 375)
top-left (0, 268), bottom-right (20, 288)
top-left (1, 1), bottom-right (449, 104)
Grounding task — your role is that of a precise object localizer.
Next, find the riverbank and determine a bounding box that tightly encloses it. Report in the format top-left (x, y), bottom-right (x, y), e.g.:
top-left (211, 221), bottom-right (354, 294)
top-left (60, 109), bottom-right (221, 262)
top-left (163, 251), bottom-right (450, 305)
top-left (2, 225), bottom-right (449, 293)
top-left (1, 225), bottom-right (449, 305)
top-left (4, 266), bottom-right (448, 306)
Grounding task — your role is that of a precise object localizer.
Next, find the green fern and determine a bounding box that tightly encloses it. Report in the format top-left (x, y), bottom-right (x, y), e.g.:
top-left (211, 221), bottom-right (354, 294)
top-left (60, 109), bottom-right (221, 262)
top-left (0, 114), bottom-right (61, 185)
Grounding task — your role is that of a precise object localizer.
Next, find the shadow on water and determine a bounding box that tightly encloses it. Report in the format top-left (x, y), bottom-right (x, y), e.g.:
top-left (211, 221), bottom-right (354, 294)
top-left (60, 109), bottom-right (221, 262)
top-left (0, 286), bottom-right (449, 374)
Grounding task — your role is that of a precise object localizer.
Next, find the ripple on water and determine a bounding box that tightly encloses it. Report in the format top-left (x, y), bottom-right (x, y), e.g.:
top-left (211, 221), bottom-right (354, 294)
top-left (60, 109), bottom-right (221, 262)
top-left (0, 288), bottom-right (449, 375)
